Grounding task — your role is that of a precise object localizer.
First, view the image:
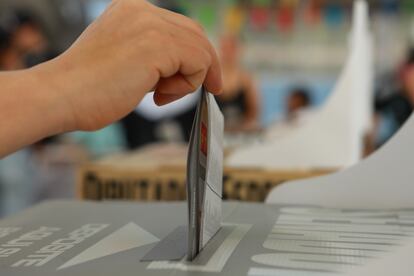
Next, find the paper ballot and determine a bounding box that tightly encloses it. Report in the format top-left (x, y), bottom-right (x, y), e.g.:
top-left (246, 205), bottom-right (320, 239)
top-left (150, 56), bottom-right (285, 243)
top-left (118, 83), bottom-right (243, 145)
top-left (141, 88), bottom-right (224, 262)
top-left (187, 88), bottom-right (224, 261)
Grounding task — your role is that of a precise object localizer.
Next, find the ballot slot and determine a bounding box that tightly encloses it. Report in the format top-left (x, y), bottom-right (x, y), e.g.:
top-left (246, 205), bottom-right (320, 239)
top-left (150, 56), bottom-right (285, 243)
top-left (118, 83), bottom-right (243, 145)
top-left (141, 87), bottom-right (224, 262)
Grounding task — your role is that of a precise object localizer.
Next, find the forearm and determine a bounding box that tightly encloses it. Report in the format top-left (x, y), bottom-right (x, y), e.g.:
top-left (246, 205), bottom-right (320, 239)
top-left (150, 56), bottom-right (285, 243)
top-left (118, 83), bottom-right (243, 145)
top-left (0, 66), bottom-right (67, 157)
top-left (0, 0), bottom-right (222, 157)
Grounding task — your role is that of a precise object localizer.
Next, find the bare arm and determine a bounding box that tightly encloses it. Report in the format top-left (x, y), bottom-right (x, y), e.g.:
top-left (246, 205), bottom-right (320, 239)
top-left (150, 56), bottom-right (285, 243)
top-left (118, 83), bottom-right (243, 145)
top-left (241, 73), bottom-right (261, 130)
top-left (0, 0), bottom-right (222, 158)
top-left (0, 69), bottom-right (66, 156)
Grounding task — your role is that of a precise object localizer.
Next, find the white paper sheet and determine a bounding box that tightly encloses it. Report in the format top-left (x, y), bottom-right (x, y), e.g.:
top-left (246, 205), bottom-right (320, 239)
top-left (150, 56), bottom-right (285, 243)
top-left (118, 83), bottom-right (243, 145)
top-left (186, 88), bottom-right (224, 261)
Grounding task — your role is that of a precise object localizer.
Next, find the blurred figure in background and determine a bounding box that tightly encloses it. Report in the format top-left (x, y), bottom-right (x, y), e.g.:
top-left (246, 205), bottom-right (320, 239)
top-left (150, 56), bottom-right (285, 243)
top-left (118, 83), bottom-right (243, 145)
top-left (375, 47), bottom-right (414, 146)
top-left (0, 9), bottom-right (58, 70)
top-left (216, 34), bottom-right (261, 132)
top-left (265, 87), bottom-right (313, 140)
top-left (286, 87), bottom-right (312, 122)
top-left (10, 10), bottom-right (58, 67)
top-left (0, 26), bottom-right (23, 70)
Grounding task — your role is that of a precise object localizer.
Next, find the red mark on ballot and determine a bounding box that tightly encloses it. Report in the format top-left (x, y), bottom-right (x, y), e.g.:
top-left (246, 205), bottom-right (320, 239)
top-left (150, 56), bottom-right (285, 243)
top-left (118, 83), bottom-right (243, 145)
top-left (201, 123), bottom-right (208, 156)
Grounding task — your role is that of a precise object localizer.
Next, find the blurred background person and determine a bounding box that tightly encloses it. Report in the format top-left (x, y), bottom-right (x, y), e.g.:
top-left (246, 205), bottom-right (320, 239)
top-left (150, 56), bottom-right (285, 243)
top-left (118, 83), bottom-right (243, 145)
top-left (10, 10), bottom-right (58, 67)
top-left (265, 86), bottom-right (314, 140)
top-left (286, 87), bottom-right (312, 122)
top-left (374, 47), bottom-right (414, 147)
top-left (216, 34), bottom-right (261, 133)
top-left (0, 26), bottom-right (23, 70)
top-left (0, 9), bottom-right (58, 70)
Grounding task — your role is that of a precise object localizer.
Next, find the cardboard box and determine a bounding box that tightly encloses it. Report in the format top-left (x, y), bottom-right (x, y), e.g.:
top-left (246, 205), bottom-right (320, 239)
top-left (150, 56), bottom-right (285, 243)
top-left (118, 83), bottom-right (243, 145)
top-left (77, 143), bottom-right (334, 202)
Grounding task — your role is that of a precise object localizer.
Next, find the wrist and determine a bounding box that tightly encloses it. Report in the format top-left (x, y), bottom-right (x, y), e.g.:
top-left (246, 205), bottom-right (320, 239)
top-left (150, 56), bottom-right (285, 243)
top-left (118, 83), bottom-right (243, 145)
top-left (29, 58), bottom-right (76, 135)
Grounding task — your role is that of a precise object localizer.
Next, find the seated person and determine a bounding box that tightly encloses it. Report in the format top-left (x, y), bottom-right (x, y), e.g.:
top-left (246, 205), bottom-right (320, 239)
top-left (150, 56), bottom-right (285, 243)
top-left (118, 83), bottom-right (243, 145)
top-left (286, 87), bottom-right (312, 122)
top-left (375, 48), bottom-right (414, 146)
top-left (216, 34), bottom-right (261, 132)
top-left (266, 87), bottom-right (313, 140)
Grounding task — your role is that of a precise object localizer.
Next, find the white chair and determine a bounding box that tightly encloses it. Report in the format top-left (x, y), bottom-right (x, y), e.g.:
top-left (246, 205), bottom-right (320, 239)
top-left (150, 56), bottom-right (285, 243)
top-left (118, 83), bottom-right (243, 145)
top-left (227, 0), bottom-right (373, 170)
top-left (266, 112), bottom-right (414, 209)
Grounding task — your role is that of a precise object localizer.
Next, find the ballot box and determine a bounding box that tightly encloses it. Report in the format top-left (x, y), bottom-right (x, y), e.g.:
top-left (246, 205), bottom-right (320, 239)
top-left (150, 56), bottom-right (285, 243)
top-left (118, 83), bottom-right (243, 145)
top-left (77, 143), bottom-right (334, 202)
top-left (0, 200), bottom-right (412, 276)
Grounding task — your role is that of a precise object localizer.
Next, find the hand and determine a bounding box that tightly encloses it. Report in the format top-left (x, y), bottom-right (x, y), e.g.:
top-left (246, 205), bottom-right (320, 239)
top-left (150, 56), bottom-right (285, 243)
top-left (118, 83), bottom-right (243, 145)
top-left (35, 0), bottom-right (222, 132)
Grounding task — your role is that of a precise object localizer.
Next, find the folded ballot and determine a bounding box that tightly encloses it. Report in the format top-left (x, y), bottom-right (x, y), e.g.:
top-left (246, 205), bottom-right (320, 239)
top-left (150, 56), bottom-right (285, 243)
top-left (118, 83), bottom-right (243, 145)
top-left (141, 88), bottom-right (224, 262)
top-left (186, 87), bottom-right (224, 261)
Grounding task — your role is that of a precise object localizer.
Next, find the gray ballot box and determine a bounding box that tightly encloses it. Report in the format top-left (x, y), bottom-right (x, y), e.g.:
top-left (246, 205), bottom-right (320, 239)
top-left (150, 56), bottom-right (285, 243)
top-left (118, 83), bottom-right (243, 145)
top-left (0, 200), bottom-right (413, 276)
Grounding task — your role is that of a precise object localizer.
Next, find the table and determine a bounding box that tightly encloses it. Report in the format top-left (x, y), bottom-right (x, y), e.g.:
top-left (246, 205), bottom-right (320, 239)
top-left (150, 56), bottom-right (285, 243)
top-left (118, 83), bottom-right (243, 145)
top-left (0, 201), bottom-right (411, 276)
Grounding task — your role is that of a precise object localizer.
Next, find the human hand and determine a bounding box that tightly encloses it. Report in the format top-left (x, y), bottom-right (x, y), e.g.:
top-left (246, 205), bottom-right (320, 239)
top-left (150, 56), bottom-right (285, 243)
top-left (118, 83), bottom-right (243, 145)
top-left (35, 0), bottom-right (222, 132)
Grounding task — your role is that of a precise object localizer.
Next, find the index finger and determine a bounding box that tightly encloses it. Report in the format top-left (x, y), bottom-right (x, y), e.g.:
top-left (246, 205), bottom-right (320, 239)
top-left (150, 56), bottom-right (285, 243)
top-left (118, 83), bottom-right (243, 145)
top-left (203, 49), bottom-right (223, 95)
